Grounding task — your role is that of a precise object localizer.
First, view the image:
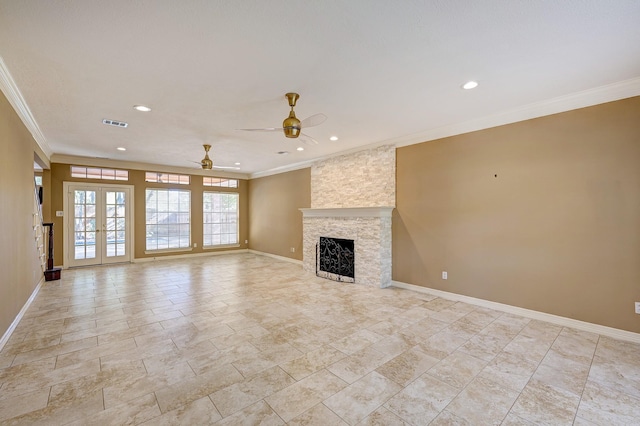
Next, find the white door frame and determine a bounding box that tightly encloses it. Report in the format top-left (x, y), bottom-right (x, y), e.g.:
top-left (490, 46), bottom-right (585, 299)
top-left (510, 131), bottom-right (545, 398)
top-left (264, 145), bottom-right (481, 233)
top-left (63, 182), bottom-right (135, 269)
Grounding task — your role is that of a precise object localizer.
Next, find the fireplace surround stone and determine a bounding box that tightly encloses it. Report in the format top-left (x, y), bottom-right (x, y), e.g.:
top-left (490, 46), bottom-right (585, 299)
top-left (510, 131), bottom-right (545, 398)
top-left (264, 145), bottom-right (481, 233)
top-left (300, 207), bottom-right (393, 288)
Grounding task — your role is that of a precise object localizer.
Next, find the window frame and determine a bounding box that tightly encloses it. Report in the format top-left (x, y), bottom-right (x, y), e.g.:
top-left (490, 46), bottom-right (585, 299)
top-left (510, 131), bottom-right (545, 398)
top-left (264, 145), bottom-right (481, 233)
top-left (145, 172), bottom-right (190, 185)
top-left (144, 188), bottom-right (192, 253)
top-left (71, 166), bottom-right (128, 181)
top-left (202, 191), bottom-right (239, 248)
top-left (203, 177), bottom-right (238, 188)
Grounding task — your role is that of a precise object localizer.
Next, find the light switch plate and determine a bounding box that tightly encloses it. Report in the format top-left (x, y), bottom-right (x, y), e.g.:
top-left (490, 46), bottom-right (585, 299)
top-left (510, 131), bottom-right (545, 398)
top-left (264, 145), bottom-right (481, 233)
top-left (56, 211), bottom-right (64, 217)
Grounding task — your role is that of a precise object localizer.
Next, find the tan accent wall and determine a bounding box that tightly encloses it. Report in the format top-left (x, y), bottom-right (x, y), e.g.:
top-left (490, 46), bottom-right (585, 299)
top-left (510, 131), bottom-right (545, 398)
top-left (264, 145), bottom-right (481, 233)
top-left (248, 168), bottom-right (310, 260)
top-left (394, 96), bottom-right (640, 333)
top-left (50, 164), bottom-right (248, 265)
top-left (0, 90), bottom-right (46, 340)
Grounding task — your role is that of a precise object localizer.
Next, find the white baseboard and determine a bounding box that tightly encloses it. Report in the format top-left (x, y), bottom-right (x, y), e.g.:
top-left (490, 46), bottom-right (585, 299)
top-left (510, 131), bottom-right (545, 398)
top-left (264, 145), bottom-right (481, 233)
top-left (133, 249), bottom-right (249, 263)
top-left (248, 250), bottom-right (303, 266)
top-left (392, 280), bottom-right (640, 344)
top-left (0, 277), bottom-right (44, 352)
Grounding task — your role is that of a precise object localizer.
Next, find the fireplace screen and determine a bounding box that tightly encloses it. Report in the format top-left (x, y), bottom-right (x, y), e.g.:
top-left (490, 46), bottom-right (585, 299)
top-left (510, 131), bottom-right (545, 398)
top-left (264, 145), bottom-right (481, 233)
top-left (317, 236), bottom-right (355, 281)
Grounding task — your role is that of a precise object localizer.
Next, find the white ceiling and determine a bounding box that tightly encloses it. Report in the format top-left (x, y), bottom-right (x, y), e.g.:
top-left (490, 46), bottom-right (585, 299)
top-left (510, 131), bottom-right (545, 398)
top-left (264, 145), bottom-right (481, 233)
top-left (1, 1), bottom-right (639, 176)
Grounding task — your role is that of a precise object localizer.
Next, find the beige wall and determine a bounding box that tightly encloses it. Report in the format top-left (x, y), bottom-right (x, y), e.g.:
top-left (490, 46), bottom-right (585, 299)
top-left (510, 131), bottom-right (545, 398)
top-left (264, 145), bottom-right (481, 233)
top-left (50, 164), bottom-right (248, 265)
top-left (248, 168), bottom-right (310, 260)
top-left (394, 96), bottom-right (640, 333)
top-left (0, 91), bottom-right (46, 340)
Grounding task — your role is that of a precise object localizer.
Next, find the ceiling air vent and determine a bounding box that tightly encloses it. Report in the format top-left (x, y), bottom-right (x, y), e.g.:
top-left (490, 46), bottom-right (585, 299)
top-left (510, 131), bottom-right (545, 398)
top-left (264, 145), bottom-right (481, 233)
top-left (102, 119), bottom-right (128, 128)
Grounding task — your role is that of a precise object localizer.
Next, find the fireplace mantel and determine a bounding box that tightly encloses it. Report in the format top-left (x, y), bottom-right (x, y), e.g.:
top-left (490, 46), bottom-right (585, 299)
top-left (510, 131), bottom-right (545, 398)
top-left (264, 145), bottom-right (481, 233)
top-left (299, 207), bottom-right (394, 218)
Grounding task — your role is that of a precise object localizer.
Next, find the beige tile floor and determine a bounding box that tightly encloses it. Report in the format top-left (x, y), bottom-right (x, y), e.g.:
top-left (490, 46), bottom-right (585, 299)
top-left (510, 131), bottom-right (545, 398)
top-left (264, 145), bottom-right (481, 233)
top-left (1, 253), bottom-right (639, 425)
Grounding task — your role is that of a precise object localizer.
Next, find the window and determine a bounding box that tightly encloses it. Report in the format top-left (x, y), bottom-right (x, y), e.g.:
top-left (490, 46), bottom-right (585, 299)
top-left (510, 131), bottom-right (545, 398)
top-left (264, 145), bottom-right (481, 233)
top-left (71, 166), bottom-right (128, 181)
top-left (203, 177), bottom-right (238, 188)
top-left (203, 192), bottom-right (239, 247)
top-left (145, 172), bottom-right (190, 185)
top-left (145, 189), bottom-right (191, 251)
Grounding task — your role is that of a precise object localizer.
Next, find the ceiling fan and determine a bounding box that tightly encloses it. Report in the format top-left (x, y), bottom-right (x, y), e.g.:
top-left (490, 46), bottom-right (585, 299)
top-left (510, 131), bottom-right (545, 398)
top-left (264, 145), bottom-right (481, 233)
top-left (239, 92), bottom-right (327, 144)
top-left (192, 144), bottom-right (239, 170)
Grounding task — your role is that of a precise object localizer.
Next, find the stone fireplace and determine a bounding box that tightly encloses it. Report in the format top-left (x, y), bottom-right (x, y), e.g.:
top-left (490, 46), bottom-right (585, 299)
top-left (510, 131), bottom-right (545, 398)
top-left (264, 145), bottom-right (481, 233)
top-left (300, 207), bottom-right (393, 288)
top-left (300, 144), bottom-right (396, 289)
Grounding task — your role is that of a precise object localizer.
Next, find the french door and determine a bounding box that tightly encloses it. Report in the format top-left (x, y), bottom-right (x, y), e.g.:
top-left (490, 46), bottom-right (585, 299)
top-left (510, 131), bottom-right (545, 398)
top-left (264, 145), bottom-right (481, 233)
top-left (64, 183), bottom-right (133, 267)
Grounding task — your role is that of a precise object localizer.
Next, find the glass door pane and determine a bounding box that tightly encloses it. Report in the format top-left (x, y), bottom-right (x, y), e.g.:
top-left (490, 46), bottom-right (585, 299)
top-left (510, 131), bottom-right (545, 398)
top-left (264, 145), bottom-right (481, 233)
top-left (104, 190), bottom-right (127, 259)
top-left (68, 187), bottom-right (102, 266)
top-left (72, 189), bottom-right (99, 262)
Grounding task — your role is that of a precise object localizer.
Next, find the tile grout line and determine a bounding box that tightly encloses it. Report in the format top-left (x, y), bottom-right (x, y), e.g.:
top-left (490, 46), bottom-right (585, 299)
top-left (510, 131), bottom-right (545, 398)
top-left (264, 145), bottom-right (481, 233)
top-left (571, 333), bottom-right (600, 425)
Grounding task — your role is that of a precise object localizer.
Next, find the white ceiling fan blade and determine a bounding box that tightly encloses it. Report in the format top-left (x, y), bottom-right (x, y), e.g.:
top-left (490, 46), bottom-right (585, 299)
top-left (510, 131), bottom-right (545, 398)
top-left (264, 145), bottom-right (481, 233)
top-left (299, 132), bottom-right (319, 145)
top-left (237, 127), bottom-right (281, 132)
top-left (212, 165), bottom-right (241, 170)
top-left (300, 113), bottom-right (327, 129)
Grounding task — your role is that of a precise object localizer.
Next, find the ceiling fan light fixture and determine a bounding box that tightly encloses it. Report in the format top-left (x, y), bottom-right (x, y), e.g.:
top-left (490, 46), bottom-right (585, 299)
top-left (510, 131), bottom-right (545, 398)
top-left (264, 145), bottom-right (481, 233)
top-left (462, 81), bottom-right (478, 90)
top-left (133, 105), bottom-right (152, 112)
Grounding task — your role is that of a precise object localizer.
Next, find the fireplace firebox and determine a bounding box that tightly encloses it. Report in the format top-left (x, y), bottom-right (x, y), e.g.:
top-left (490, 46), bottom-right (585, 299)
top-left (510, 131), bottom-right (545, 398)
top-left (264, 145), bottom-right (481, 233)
top-left (317, 236), bottom-right (355, 282)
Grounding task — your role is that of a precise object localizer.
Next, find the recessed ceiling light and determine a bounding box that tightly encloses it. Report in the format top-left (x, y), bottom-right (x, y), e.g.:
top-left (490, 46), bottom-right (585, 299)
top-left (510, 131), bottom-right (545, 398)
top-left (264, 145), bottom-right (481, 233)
top-left (133, 105), bottom-right (152, 112)
top-left (116, 147), bottom-right (126, 151)
top-left (329, 136), bottom-right (339, 141)
top-left (234, 162), bottom-right (241, 165)
top-left (297, 147), bottom-right (304, 151)
top-left (277, 151), bottom-right (289, 155)
top-left (462, 81), bottom-right (478, 90)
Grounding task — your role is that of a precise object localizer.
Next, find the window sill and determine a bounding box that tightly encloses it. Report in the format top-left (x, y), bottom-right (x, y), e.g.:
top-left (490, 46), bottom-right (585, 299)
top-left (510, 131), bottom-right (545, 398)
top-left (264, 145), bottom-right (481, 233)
top-left (203, 244), bottom-right (240, 250)
top-left (144, 247), bottom-right (193, 255)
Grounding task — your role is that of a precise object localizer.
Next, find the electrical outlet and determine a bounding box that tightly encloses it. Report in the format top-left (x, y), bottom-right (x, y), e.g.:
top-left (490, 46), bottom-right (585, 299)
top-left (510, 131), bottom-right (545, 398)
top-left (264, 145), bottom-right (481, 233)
top-left (442, 271), bottom-right (447, 280)
top-left (290, 247), bottom-right (295, 253)
top-left (193, 243), bottom-right (197, 248)
top-left (635, 302), bottom-right (640, 314)
top-left (245, 240), bottom-right (248, 244)
top-left (56, 211), bottom-right (63, 217)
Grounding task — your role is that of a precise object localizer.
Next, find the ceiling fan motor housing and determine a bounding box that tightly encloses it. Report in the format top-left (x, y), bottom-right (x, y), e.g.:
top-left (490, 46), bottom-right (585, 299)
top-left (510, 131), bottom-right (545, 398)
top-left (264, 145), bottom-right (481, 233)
top-left (283, 112), bottom-right (301, 138)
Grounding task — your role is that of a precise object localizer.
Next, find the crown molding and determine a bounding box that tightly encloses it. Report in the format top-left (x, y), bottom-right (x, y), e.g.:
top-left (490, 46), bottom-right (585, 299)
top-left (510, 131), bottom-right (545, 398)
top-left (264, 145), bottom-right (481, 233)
top-left (249, 159), bottom-right (316, 179)
top-left (50, 154), bottom-right (251, 180)
top-left (249, 142), bottom-right (395, 179)
top-left (391, 77), bottom-right (640, 147)
top-left (0, 56), bottom-right (52, 159)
